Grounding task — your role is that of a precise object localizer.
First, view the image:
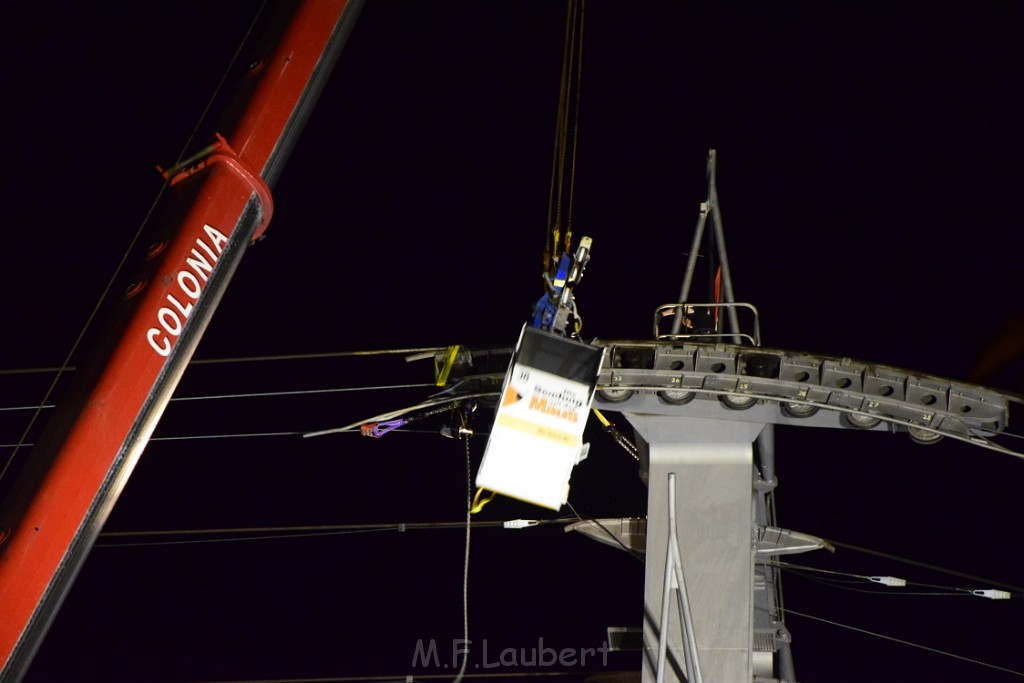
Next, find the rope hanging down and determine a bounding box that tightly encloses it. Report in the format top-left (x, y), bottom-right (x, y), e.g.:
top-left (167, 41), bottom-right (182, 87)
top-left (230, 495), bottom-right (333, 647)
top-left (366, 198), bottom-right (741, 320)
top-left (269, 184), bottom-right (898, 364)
top-left (544, 0), bottom-right (586, 278)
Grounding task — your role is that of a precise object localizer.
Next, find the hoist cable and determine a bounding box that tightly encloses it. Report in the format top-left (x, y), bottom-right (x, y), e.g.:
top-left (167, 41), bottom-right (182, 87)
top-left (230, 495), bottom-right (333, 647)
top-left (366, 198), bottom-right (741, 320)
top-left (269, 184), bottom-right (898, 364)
top-left (564, 0), bottom-right (585, 252)
top-left (0, 1), bottom-right (270, 489)
top-left (544, 0), bottom-right (585, 276)
top-left (543, 0), bottom-right (575, 273)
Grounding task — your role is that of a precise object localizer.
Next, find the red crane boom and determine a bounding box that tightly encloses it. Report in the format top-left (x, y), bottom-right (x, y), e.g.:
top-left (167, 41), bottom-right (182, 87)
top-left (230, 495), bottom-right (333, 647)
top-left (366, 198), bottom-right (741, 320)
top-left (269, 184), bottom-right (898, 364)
top-left (0, 2), bottom-right (364, 679)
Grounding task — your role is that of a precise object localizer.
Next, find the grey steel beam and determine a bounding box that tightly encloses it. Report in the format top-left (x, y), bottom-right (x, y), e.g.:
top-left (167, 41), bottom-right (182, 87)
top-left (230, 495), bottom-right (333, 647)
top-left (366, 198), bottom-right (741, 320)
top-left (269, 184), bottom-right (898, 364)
top-left (632, 415), bottom-right (765, 683)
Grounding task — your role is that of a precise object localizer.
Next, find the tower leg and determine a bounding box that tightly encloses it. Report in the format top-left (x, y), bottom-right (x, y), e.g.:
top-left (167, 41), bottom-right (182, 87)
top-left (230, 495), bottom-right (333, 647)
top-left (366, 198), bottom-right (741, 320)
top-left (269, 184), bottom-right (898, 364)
top-left (632, 416), bottom-right (765, 683)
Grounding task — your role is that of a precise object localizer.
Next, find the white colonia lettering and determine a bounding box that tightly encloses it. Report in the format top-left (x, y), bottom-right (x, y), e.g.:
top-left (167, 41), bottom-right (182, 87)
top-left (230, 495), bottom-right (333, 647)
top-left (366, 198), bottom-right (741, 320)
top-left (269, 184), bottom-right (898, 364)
top-left (158, 307), bottom-right (182, 335)
top-left (177, 270), bottom-right (201, 298)
top-left (186, 248), bottom-right (214, 282)
top-left (147, 224), bottom-right (229, 357)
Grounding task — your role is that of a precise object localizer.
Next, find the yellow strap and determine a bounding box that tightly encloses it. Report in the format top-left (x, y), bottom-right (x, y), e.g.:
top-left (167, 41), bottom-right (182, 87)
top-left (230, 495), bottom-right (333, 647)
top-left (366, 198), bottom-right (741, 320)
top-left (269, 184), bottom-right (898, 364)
top-left (551, 228), bottom-right (562, 276)
top-left (592, 408), bottom-right (611, 427)
top-left (470, 487), bottom-right (497, 515)
top-left (434, 345), bottom-right (461, 387)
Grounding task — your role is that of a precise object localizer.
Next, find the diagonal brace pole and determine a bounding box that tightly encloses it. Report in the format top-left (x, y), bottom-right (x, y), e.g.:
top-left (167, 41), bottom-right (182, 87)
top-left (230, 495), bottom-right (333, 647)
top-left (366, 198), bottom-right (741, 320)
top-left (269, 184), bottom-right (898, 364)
top-left (655, 473), bottom-right (703, 683)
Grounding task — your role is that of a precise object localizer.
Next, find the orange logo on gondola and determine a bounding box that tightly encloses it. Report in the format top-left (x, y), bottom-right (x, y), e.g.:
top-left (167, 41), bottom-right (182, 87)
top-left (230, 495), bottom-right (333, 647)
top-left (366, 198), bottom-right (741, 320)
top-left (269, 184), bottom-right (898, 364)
top-left (502, 386), bottom-right (523, 406)
top-left (527, 396), bottom-right (579, 423)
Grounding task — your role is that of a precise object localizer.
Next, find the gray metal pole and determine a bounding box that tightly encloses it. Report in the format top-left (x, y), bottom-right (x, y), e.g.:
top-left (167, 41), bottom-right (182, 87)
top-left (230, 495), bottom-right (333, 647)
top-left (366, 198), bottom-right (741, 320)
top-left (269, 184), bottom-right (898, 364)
top-left (776, 625), bottom-right (796, 682)
top-left (756, 423), bottom-right (777, 488)
top-left (669, 474), bottom-right (703, 683)
top-left (671, 205), bottom-right (709, 335)
top-left (706, 150), bottom-right (743, 338)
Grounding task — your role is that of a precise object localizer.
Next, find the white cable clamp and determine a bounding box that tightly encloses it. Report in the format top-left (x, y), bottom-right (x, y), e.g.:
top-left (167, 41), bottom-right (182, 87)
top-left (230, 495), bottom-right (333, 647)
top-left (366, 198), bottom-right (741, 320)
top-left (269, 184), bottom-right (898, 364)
top-left (503, 519), bottom-right (539, 529)
top-left (869, 576), bottom-right (907, 587)
top-left (972, 589), bottom-right (1011, 600)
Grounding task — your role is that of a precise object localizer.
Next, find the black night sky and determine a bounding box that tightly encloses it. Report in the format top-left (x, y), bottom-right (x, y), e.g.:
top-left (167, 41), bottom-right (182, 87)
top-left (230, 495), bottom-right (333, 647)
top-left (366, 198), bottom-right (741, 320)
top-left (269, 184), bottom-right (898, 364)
top-left (2, 2), bottom-right (1023, 682)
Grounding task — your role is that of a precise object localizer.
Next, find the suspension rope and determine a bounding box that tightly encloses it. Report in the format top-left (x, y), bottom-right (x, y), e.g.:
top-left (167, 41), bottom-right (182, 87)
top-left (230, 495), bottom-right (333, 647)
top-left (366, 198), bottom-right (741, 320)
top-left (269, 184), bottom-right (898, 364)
top-left (0, 2), bottom-right (270, 490)
top-left (172, 383), bottom-right (434, 403)
top-left (783, 607), bottom-right (1024, 678)
top-left (98, 518), bottom-right (570, 543)
top-left (0, 383), bottom-right (435, 415)
top-left (190, 347), bottom-right (449, 365)
top-left (96, 518), bottom-right (565, 548)
top-left (819, 537), bottom-right (1024, 593)
top-left (771, 560), bottom-right (1020, 598)
top-left (0, 427), bottom-right (476, 450)
top-left (566, 500), bottom-right (644, 564)
top-left (0, 346), bottom-right (450, 376)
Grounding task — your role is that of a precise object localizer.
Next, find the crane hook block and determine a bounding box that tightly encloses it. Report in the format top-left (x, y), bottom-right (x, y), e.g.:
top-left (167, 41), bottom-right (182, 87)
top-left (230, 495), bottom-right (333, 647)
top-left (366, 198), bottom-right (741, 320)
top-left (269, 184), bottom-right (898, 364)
top-left (532, 236), bottom-right (592, 336)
